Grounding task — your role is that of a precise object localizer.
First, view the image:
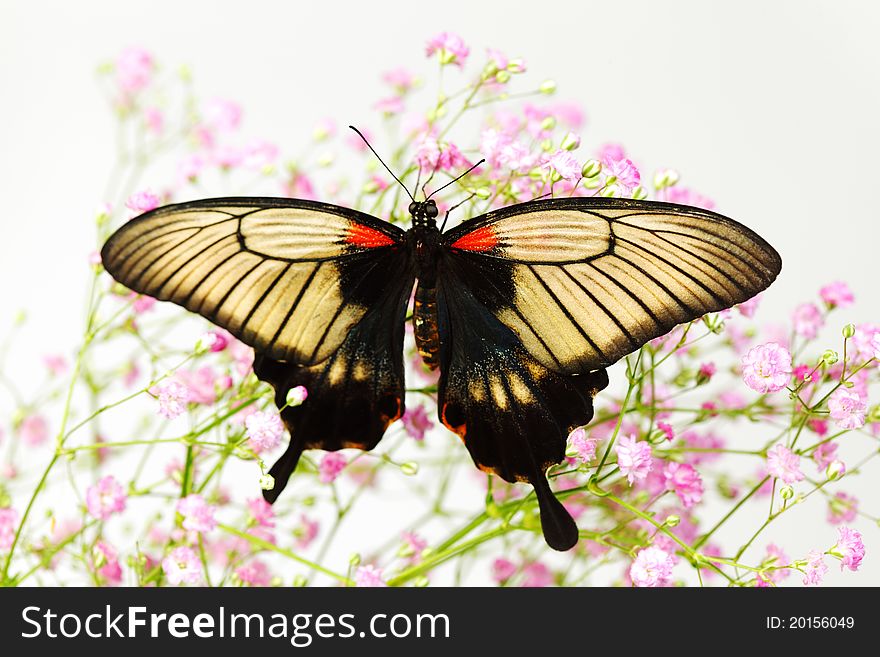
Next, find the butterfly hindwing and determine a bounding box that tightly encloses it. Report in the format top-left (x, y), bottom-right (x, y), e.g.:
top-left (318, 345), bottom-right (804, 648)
top-left (101, 197), bottom-right (406, 366)
top-left (441, 197), bottom-right (782, 375)
top-left (436, 258), bottom-right (609, 551)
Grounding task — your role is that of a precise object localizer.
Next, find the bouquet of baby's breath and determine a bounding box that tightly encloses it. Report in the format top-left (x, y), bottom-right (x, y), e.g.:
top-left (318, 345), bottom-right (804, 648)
top-left (0, 34), bottom-right (873, 587)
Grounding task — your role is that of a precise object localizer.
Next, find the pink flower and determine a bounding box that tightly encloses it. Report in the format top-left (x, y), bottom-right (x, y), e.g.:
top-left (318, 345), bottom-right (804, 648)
top-left (152, 380), bottom-right (189, 420)
top-left (831, 526), bottom-right (865, 571)
top-left (175, 366), bottom-right (218, 405)
top-left (827, 388), bottom-right (867, 430)
top-left (93, 541), bottom-right (123, 585)
top-left (827, 492), bottom-right (858, 525)
top-left (615, 435), bottom-right (653, 485)
top-left (543, 149), bottom-right (580, 181)
top-left (176, 494), bottom-right (217, 534)
top-left (852, 324), bottom-right (880, 362)
top-left (295, 514), bottom-right (319, 549)
top-left (247, 497), bottom-right (275, 528)
top-left (143, 106), bottom-right (164, 134)
top-left (382, 67), bottom-right (417, 93)
top-left (521, 562), bottom-right (553, 587)
top-left (115, 47), bottom-right (153, 93)
top-left (425, 32), bottom-right (469, 67)
top-left (766, 444), bottom-right (804, 485)
top-left (19, 414), bottom-right (49, 446)
top-left (812, 441), bottom-right (838, 469)
top-left (567, 427), bottom-right (597, 463)
top-left (656, 422), bottom-right (675, 441)
top-left (402, 404), bottom-right (433, 441)
top-left (697, 362), bottom-right (716, 382)
top-left (736, 294), bottom-right (762, 318)
top-left (43, 354), bottom-right (68, 376)
top-left (203, 98), bottom-right (242, 132)
top-left (319, 452), bottom-right (347, 484)
top-left (125, 190), bottom-right (161, 215)
top-left (162, 546), bottom-right (202, 585)
top-left (416, 137), bottom-right (471, 172)
top-left (763, 544), bottom-right (790, 584)
top-left (236, 560), bottom-right (272, 586)
top-left (663, 462), bottom-right (704, 508)
top-left (601, 155), bottom-right (641, 195)
top-left (128, 292), bottom-right (156, 313)
top-left (401, 531), bottom-right (427, 562)
top-left (740, 342), bottom-right (792, 393)
top-left (819, 281), bottom-right (854, 309)
top-left (492, 557), bottom-right (517, 583)
top-left (630, 546), bottom-right (675, 587)
top-left (85, 475), bottom-right (127, 520)
top-left (0, 507), bottom-right (18, 550)
top-left (245, 410), bottom-right (284, 452)
top-left (792, 303), bottom-right (824, 339)
top-left (374, 96), bottom-right (404, 115)
top-left (355, 564), bottom-right (387, 587)
top-left (286, 385), bottom-right (308, 407)
top-left (663, 186), bottom-right (715, 210)
top-left (242, 139), bottom-right (279, 170)
top-left (802, 550), bottom-right (828, 585)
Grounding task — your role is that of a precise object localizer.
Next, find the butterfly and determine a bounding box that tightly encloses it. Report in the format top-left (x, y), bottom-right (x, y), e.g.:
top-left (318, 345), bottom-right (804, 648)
top-left (101, 151), bottom-right (781, 551)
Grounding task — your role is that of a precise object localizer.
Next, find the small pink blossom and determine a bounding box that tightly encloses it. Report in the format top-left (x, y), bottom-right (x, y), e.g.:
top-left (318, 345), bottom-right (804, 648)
top-left (763, 544), bottom-right (790, 584)
top-left (374, 96), bottom-right (404, 115)
top-left (115, 47), bottom-right (153, 93)
top-left (827, 388), bottom-right (867, 430)
top-left (630, 546), bottom-right (675, 587)
top-left (402, 404), bottom-right (433, 441)
top-left (143, 107), bottom-right (164, 134)
top-left (318, 452), bottom-right (347, 484)
top-left (663, 186), bottom-right (715, 210)
top-left (401, 531), bottom-right (427, 561)
top-left (203, 98), bottom-right (242, 132)
top-left (176, 494), bottom-right (217, 534)
top-left (162, 546), bottom-right (202, 585)
top-left (247, 497), bottom-right (275, 528)
top-left (152, 380), bottom-right (189, 420)
top-left (242, 139), bottom-right (279, 170)
top-left (827, 492), bottom-right (858, 525)
top-left (656, 422), bottom-right (675, 441)
top-left (175, 366), bottom-right (218, 406)
top-left (663, 462), bottom-right (704, 509)
top-left (19, 414), bottom-right (49, 446)
top-left (355, 564), bottom-right (387, 587)
top-left (812, 441), bottom-right (838, 470)
top-left (736, 294), bottom-right (762, 318)
top-left (43, 354), bottom-right (68, 376)
top-left (601, 154), bottom-right (641, 195)
top-left (245, 410), bottom-right (284, 452)
top-left (832, 526), bottom-right (865, 571)
top-left (851, 324), bottom-right (880, 362)
top-left (792, 303), bottom-right (824, 339)
top-left (0, 507), bottom-right (18, 550)
top-left (85, 475), bottom-right (127, 520)
top-left (236, 560), bottom-right (272, 586)
top-left (425, 32), bottom-right (469, 67)
top-left (819, 281), bottom-right (854, 309)
top-left (567, 427), bottom-right (597, 463)
top-left (382, 67), bottom-right (417, 93)
top-left (521, 562), bottom-right (553, 587)
top-left (740, 342), bottom-right (792, 393)
top-left (125, 190), bottom-right (161, 215)
top-left (93, 541), bottom-right (123, 585)
top-left (286, 386), bottom-right (308, 407)
top-left (615, 435), bottom-right (653, 485)
top-left (766, 444), bottom-right (804, 485)
top-left (128, 292), bottom-right (156, 314)
top-left (802, 550), bottom-right (828, 585)
top-left (543, 149), bottom-right (580, 181)
top-left (416, 137), bottom-right (471, 172)
top-left (295, 514), bottom-right (319, 549)
top-left (492, 558), bottom-right (517, 583)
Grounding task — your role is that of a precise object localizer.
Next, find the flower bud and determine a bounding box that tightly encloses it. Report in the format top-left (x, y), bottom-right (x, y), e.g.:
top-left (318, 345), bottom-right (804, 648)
top-left (779, 485), bottom-right (794, 500)
top-left (507, 59), bottom-right (526, 73)
top-left (581, 159), bottom-right (602, 178)
top-left (842, 323), bottom-right (856, 338)
top-left (631, 186), bottom-right (648, 200)
top-left (400, 461), bottom-right (419, 476)
top-left (826, 460), bottom-right (846, 480)
top-left (665, 514), bottom-right (681, 527)
top-left (540, 116), bottom-right (556, 132)
top-left (821, 349), bottom-right (839, 365)
top-left (194, 332), bottom-right (218, 355)
top-left (539, 80), bottom-right (557, 95)
top-left (474, 187), bottom-right (491, 200)
top-left (495, 70), bottom-right (511, 84)
top-left (349, 553), bottom-right (361, 567)
top-left (286, 385), bottom-right (308, 407)
top-left (258, 474), bottom-right (275, 491)
top-left (560, 132), bottom-right (581, 151)
top-left (653, 168), bottom-right (680, 189)
top-left (292, 574), bottom-right (307, 587)
top-left (414, 576), bottom-right (430, 587)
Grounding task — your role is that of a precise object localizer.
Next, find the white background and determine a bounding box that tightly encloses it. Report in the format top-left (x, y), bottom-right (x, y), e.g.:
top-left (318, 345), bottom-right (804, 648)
top-left (1, 0), bottom-right (878, 586)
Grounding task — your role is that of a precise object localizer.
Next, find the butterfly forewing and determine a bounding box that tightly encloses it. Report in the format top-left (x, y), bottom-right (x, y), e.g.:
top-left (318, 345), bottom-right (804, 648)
top-left (101, 197), bottom-right (407, 365)
top-left (441, 197), bottom-right (782, 375)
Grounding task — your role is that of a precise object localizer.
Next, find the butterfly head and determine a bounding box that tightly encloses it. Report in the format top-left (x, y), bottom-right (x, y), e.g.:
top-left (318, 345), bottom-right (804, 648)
top-left (408, 199), bottom-right (439, 228)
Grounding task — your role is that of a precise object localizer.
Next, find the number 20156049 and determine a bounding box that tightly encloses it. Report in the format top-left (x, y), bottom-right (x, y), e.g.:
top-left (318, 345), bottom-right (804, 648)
top-left (766, 617), bottom-right (854, 629)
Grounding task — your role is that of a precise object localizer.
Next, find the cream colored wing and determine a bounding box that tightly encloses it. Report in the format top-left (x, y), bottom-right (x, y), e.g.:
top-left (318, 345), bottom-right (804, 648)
top-left (101, 197), bottom-right (408, 365)
top-left (441, 197), bottom-right (782, 374)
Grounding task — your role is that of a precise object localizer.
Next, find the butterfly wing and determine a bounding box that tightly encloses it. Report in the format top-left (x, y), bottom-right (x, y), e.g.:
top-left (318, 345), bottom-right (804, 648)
top-left (440, 197), bottom-right (782, 375)
top-left (101, 197), bottom-right (407, 366)
top-left (102, 197), bottom-right (415, 501)
top-left (435, 197), bottom-right (781, 550)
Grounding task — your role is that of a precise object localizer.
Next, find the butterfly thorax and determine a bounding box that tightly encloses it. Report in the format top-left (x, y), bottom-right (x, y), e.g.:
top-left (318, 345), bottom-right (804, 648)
top-left (408, 200), bottom-right (442, 370)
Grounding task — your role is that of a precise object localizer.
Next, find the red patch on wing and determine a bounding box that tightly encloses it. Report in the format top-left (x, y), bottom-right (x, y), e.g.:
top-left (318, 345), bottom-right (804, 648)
top-left (346, 223), bottom-right (396, 248)
top-left (450, 226), bottom-right (499, 252)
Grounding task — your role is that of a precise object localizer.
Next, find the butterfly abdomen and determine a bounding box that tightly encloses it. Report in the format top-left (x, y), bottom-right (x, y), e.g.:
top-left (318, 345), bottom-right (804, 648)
top-left (413, 282), bottom-right (440, 370)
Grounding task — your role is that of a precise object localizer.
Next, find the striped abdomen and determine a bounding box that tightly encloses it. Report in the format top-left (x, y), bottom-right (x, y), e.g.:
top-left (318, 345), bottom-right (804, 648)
top-left (413, 282), bottom-right (440, 370)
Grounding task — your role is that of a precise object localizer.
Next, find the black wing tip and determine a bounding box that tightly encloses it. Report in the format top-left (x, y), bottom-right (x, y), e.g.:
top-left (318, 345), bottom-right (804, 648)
top-left (531, 473), bottom-right (579, 552)
top-left (262, 440), bottom-right (306, 505)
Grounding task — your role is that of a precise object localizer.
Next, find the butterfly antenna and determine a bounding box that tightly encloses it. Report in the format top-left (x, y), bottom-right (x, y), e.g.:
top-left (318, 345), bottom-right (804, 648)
top-left (440, 192), bottom-right (476, 232)
top-left (412, 165), bottom-right (423, 202)
top-left (421, 165), bottom-right (438, 201)
top-left (426, 158), bottom-right (486, 201)
top-left (348, 125), bottom-right (414, 202)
